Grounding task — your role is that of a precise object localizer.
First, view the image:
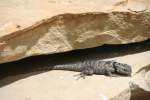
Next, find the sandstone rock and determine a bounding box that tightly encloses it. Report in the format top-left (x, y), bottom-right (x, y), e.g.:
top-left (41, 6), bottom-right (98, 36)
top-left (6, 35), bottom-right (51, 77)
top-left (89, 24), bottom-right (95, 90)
top-left (112, 64), bottom-right (150, 100)
top-left (0, 12), bottom-right (150, 63)
top-left (0, 0), bottom-right (150, 64)
top-left (0, 49), bottom-right (150, 100)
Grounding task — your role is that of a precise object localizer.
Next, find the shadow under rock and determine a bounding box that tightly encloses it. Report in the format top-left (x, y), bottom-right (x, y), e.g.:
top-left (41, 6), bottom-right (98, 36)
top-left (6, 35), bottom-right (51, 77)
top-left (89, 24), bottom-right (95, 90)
top-left (0, 39), bottom-right (149, 87)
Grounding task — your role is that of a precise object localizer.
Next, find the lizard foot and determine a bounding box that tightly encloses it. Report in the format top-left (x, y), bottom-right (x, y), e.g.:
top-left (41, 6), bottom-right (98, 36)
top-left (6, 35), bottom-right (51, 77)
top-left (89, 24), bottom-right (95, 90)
top-left (73, 73), bottom-right (87, 80)
top-left (74, 66), bottom-right (94, 80)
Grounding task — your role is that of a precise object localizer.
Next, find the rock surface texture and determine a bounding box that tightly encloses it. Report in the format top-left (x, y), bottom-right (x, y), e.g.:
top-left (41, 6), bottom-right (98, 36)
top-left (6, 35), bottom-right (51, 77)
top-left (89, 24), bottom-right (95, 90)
top-left (0, 0), bottom-right (150, 63)
top-left (0, 41), bottom-right (150, 100)
top-left (0, 0), bottom-right (150, 100)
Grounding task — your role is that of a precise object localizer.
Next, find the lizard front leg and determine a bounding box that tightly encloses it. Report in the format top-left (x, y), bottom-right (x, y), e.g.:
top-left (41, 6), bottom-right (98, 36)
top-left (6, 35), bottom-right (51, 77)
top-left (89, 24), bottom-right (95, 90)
top-left (74, 66), bottom-right (94, 79)
top-left (105, 69), bottom-right (117, 77)
top-left (79, 66), bottom-right (94, 79)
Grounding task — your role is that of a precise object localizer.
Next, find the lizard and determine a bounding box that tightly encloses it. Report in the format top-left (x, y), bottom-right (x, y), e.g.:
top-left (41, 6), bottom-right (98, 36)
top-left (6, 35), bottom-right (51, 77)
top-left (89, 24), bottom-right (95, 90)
top-left (35, 60), bottom-right (132, 78)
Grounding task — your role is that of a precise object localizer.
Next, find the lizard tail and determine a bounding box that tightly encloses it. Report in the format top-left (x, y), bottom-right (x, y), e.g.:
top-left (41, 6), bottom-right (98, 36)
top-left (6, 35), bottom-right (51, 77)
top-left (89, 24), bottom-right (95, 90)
top-left (53, 63), bottom-right (82, 72)
top-left (28, 63), bottom-right (82, 73)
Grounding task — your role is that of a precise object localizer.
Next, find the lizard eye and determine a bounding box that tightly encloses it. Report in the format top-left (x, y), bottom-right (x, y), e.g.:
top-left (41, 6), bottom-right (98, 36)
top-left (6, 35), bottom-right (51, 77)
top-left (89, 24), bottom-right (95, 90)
top-left (113, 62), bottom-right (120, 67)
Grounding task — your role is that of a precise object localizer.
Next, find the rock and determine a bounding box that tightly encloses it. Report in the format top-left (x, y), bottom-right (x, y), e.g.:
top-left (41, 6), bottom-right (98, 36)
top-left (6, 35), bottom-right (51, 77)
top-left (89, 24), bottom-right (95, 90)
top-left (0, 12), bottom-right (150, 63)
top-left (0, 0), bottom-right (150, 98)
top-left (0, 0), bottom-right (150, 100)
top-left (112, 64), bottom-right (150, 100)
top-left (0, 0), bottom-right (150, 64)
top-left (0, 49), bottom-right (150, 100)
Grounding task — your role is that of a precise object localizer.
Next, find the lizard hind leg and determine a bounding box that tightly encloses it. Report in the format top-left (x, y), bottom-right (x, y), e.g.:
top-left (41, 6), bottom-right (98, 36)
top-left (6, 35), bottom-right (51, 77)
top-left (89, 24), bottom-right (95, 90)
top-left (105, 69), bottom-right (118, 77)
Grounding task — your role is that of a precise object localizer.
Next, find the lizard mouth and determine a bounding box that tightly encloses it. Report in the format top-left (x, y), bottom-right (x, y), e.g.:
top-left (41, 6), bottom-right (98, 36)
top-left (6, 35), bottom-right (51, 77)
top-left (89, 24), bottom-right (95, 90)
top-left (113, 62), bottom-right (132, 76)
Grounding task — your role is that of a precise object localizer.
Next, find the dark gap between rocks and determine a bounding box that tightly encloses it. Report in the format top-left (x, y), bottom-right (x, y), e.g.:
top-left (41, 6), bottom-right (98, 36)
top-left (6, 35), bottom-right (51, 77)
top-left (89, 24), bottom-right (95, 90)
top-left (112, 86), bottom-right (150, 100)
top-left (0, 39), bottom-right (149, 87)
top-left (130, 87), bottom-right (150, 100)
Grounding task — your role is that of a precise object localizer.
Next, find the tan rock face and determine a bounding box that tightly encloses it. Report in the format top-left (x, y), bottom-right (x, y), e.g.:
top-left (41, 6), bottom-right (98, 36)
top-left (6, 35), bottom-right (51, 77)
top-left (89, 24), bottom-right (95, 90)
top-left (0, 12), bottom-right (150, 63)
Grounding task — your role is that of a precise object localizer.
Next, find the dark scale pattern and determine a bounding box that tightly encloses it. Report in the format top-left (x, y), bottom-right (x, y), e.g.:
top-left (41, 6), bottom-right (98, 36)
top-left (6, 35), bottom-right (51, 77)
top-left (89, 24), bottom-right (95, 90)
top-left (47, 60), bottom-right (132, 77)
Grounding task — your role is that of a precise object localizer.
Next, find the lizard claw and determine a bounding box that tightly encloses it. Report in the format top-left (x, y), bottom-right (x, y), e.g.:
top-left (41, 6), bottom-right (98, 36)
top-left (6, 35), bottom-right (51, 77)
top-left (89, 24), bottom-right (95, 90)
top-left (73, 66), bottom-right (94, 80)
top-left (73, 72), bottom-right (86, 80)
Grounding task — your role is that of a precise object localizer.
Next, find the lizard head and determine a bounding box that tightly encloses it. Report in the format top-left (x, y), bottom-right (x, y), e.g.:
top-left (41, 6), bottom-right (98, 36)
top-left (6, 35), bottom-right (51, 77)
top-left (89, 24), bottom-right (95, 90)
top-left (113, 62), bottom-right (132, 76)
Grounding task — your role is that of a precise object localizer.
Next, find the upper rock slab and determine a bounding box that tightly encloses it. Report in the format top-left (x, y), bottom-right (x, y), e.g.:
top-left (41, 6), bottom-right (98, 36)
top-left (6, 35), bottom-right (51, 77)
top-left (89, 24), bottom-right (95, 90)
top-left (0, 0), bottom-right (150, 63)
top-left (0, 0), bottom-right (150, 36)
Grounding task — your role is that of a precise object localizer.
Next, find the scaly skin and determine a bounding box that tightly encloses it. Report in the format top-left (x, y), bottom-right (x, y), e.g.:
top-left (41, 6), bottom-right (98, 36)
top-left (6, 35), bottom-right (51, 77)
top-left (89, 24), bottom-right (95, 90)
top-left (36, 60), bottom-right (132, 78)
